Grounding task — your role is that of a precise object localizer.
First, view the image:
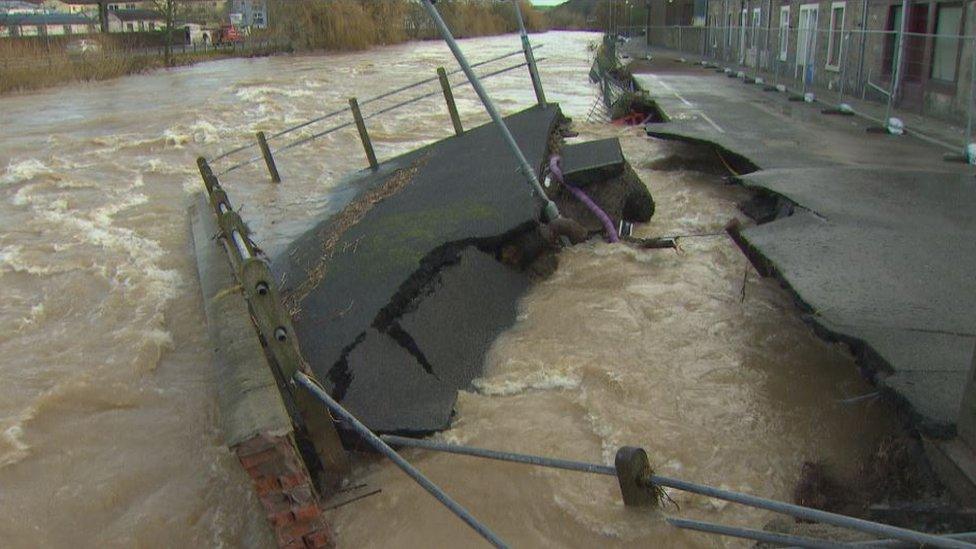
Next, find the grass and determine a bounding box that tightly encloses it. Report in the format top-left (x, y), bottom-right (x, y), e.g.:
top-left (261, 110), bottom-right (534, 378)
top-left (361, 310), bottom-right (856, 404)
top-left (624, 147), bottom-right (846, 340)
top-left (0, 0), bottom-right (547, 95)
top-left (0, 36), bottom-right (280, 94)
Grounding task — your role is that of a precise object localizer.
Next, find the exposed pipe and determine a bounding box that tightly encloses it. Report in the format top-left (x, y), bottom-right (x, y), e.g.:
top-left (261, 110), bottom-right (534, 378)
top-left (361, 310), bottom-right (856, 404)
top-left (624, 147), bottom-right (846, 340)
top-left (549, 155), bottom-right (619, 243)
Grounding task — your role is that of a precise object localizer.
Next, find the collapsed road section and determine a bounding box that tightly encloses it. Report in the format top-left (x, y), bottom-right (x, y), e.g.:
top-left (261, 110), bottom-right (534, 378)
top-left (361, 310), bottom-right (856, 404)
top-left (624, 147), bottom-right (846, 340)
top-left (271, 105), bottom-right (653, 434)
top-left (615, 43), bottom-right (976, 504)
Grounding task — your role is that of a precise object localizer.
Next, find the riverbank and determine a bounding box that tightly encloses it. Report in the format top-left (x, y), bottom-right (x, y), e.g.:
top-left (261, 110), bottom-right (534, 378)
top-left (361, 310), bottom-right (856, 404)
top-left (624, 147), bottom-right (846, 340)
top-left (0, 0), bottom-right (545, 96)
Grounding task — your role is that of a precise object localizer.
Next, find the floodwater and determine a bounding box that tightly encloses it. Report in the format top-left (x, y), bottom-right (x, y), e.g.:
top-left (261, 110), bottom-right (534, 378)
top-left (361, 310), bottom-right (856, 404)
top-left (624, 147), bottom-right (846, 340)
top-left (0, 31), bottom-right (896, 547)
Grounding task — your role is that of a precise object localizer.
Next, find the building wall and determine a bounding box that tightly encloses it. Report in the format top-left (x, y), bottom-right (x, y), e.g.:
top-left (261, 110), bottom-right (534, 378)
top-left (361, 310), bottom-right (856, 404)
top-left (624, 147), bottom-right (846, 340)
top-left (704, 0), bottom-right (974, 119)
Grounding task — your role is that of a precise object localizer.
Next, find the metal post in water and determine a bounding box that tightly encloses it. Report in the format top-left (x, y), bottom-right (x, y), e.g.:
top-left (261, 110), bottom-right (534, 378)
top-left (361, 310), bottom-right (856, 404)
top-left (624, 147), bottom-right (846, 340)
top-left (838, 31), bottom-right (850, 104)
top-left (255, 131), bottom-right (281, 183)
top-left (349, 97), bottom-right (378, 170)
top-left (511, 0), bottom-right (546, 106)
top-left (294, 373), bottom-right (509, 549)
top-left (966, 35), bottom-right (976, 160)
top-left (420, 0), bottom-right (559, 222)
top-left (885, 0), bottom-right (910, 126)
top-left (437, 67), bottom-right (464, 136)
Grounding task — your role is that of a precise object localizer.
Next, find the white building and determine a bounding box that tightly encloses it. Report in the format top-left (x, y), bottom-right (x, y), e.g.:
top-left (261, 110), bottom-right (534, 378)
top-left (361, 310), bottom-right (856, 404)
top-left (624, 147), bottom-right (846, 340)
top-left (0, 12), bottom-right (95, 36)
top-left (230, 0), bottom-right (265, 29)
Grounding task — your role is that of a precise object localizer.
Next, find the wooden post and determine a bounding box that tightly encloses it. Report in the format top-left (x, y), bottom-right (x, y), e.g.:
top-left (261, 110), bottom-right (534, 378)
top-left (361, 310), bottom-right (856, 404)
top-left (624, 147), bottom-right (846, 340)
top-left (255, 131), bottom-right (281, 183)
top-left (349, 97), bottom-right (378, 170)
top-left (437, 67), bottom-right (464, 136)
top-left (615, 446), bottom-right (657, 507)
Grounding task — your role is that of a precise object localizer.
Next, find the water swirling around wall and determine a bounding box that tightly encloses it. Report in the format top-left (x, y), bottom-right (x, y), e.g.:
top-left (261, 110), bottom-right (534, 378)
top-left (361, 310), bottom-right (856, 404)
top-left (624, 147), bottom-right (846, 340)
top-left (0, 31), bottom-right (895, 547)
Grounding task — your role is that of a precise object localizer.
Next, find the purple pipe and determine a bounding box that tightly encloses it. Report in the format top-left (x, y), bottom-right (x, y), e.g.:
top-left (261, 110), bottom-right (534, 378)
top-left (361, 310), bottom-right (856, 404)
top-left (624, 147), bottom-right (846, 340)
top-left (549, 155), bottom-right (619, 243)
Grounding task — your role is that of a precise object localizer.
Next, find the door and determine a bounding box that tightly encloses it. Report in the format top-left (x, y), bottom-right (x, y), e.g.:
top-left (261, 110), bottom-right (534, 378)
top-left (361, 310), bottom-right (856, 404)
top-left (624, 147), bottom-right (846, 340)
top-left (899, 4), bottom-right (929, 109)
top-left (748, 7), bottom-right (762, 67)
top-left (796, 4), bottom-right (819, 82)
top-left (739, 8), bottom-right (748, 63)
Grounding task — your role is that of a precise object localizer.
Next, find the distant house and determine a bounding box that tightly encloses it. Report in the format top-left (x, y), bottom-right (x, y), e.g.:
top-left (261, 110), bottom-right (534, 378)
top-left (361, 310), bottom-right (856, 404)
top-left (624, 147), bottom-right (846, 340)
top-left (230, 0), bottom-right (266, 29)
top-left (108, 8), bottom-right (162, 32)
top-left (0, 11), bottom-right (95, 36)
top-left (0, 1), bottom-right (44, 14)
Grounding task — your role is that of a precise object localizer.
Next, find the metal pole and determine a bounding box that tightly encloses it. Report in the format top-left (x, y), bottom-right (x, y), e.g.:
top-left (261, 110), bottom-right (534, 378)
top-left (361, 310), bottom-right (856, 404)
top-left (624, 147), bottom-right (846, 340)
top-left (420, 0), bottom-right (559, 221)
top-left (349, 97), bottom-right (378, 170)
top-left (293, 374), bottom-right (508, 549)
top-left (379, 436), bottom-right (974, 549)
top-left (511, 0), bottom-right (546, 106)
top-left (966, 35), bottom-right (975, 158)
top-left (668, 518), bottom-right (841, 549)
top-left (838, 31), bottom-right (850, 103)
top-left (802, 20), bottom-right (814, 96)
top-left (437, 67), bottom-right (464, 136)
top-left (255, 131), bottom-right (281, 183)
top-left (886, 0), bottom-right (910, 125)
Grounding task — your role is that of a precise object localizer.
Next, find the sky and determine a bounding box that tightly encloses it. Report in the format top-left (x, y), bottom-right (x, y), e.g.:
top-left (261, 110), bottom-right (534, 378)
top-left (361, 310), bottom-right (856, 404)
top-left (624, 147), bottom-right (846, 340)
top-left (531, 0), bottom-right (566, 6)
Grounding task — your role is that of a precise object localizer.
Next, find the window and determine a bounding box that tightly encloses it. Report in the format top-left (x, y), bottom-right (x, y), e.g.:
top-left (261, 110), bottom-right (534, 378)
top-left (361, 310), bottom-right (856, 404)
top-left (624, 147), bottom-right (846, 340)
top-left (826, 2), bottom-right (845, 71)
top-left (796, 4), bottom-right (818, 68)
top-left (750, 7), bottom-right (761, 49)
top-left (779, 6), bottom-right (790, 61)
top-left (726, 11), bottom-right (734, 46)
top-left (138, 21), bottom-right (145, 31)
top-left (126, 22), bottom-right (134, 32)
top-left (883, 5), bottom-right (902, 75)
top-left (931, 4), bottom-right (963, 82)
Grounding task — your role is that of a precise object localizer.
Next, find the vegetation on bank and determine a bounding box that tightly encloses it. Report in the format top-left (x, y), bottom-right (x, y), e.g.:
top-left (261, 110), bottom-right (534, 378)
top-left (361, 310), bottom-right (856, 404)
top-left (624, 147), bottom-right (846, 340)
top-left (0, 0), bottom-right (545, 95)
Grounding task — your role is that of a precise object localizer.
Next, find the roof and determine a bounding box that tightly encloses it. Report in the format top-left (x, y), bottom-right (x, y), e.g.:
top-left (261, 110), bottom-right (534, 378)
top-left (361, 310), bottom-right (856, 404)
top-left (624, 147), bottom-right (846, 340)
top-left (0, 12), bottom-right (94, 25)
top-left (110, 9), bottom-right (163, 22)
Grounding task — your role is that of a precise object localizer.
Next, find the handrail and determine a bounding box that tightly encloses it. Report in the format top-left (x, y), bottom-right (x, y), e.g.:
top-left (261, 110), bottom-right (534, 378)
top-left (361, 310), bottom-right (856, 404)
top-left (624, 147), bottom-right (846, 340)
top-left (209, 45), bottom-right (543, 164)
top-left (379, 435), bottom-right (975, 549)
top-left (216, 58), bottom-right (543, 176)
top-left (293, 373), bottom-right (508, 549)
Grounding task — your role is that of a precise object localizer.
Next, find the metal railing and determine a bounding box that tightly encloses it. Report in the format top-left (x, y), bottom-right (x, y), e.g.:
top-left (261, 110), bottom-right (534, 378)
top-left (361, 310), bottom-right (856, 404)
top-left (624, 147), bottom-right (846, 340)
top-left (208, 45), bottom-right (546, 179)
top-left (619, 23), bottom-right (975, 161)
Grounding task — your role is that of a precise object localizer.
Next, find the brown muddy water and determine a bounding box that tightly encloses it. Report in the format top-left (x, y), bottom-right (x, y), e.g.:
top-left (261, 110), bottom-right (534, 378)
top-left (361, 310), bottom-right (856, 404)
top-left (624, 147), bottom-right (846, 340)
top-left (0, 31), bottom-right (897, 547)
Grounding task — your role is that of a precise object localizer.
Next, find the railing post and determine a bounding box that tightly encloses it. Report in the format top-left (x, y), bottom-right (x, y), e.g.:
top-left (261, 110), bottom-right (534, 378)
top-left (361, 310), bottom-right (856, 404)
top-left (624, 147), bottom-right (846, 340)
top-left (966, 35), bottom-right (975, 162)
top-left (437, 67), bottom-right (464, 136)
top-left (255, 131), bottom-right (281, 183)
top-left (511, 0), bottom-right (546, 106)
top-left (349, 97), bottom-right (378, 170)
top-left (420, 0), bottom-right (559, 222)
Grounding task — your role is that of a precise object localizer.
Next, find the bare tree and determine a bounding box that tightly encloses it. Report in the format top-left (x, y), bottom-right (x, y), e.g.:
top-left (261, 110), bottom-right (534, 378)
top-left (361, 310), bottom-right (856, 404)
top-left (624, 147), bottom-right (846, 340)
top-left (149, 0), bottom-right (183, 66)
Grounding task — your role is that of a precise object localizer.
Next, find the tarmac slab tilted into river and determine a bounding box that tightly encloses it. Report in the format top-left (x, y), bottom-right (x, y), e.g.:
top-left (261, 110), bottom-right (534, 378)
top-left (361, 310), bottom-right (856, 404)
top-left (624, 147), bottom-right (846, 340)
top-left (630, 55), bottom-right (976, 437)
top-left (272, 105), bottom-right (561, 434)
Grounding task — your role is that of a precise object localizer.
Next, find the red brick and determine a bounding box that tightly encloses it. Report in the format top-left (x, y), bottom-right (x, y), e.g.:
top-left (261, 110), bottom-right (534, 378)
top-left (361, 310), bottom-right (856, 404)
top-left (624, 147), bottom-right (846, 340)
top-left (239, 447), bottom-right (278, 469)
top-left (234, 434), bottom-right (275, 457)
top-left (269, 509), bottom-right (295, 528)
top-left (285, 484), bottom-right (314, 505)
top-left (303, 529), bottom-right (334, 548)
top-left (291, 503), bottom-right (320, 523)
top-left (279, 472), bottom-right (306, 490)
top-left (253, 475), bottom-right (280, 496)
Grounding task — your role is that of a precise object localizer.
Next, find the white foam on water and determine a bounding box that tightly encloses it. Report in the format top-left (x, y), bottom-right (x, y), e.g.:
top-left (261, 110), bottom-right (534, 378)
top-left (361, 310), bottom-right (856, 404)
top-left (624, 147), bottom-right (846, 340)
top-left (0, 423), bottom-right (30, 469)
top-left (235, 85), bottom-right (315, 102)
top-left (472, 367), bottom-right (580, 396)
top-left (1, 159), bottom-right (52, 185)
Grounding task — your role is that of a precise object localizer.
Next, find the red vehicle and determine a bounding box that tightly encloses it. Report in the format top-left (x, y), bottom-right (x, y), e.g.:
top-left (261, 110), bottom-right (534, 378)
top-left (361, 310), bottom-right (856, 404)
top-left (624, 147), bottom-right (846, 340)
top-left (216, 25), bottom-right (243, 45)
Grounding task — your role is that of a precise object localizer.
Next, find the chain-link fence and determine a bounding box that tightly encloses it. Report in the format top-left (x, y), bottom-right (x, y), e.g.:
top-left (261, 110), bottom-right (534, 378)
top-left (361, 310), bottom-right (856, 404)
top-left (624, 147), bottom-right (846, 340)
top-left (619, 22), bottom-right (975, 159)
